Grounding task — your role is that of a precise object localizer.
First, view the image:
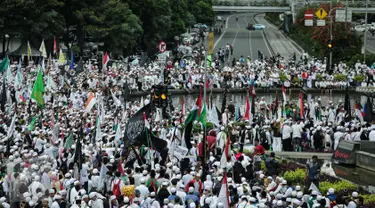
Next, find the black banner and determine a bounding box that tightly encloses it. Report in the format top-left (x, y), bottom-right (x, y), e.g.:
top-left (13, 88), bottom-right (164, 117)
top-left (124, 104), bottom-right (167, 152)
top-left (124, 104), bottom-right (151, 146)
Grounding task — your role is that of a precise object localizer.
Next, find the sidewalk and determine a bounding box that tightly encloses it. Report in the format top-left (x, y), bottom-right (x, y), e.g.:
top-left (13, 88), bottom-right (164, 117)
top-left (255, 14), bottom-right (303, 59)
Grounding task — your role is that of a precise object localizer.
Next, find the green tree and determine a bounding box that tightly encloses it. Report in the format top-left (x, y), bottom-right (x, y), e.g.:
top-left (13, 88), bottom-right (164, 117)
top-left (126, 0), bottom-right (172, 54)
top-left (0, 0), bottom-right (65, 51)
top-left (85, 0), bottom-right (143, 54)
top-left (188, 0), bottom-right (215, 25)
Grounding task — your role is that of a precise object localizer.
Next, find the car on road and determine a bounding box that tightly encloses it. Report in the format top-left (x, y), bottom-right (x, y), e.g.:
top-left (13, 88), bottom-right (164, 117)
top-left (254, 24), bottom-right (265, 30)
top-left (247, 24), bottom-right (255, 30)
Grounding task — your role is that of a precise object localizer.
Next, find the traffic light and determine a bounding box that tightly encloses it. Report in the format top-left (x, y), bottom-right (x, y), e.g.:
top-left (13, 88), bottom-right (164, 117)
top-left (160, 86), bottom-right (168, 108)
top-left (327, 42), bottom-right (333, 52)
top-left (152, 85), bottom-right (162, 108)
top-left (152, 85), bottom-right (168, 108)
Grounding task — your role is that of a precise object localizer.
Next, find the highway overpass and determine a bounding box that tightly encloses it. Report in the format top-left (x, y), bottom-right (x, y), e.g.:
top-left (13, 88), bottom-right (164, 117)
top-left (213, 5), bottom-right (375, 13)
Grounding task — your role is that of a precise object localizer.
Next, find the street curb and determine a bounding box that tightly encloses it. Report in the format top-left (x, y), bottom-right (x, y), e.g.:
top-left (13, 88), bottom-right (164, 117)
top-left (130, 88), bottom-right (357, 97)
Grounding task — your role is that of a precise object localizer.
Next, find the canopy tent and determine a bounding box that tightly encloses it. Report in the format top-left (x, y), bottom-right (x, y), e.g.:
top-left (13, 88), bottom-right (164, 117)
top-left (9, 41), bottom-right (41, 57)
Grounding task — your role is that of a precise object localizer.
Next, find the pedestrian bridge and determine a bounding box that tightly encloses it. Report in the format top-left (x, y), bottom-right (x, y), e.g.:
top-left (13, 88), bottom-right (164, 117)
top-left (213, 6), bottom-right (291, 12)
top-left (213, 5), bottom-right (375, 13)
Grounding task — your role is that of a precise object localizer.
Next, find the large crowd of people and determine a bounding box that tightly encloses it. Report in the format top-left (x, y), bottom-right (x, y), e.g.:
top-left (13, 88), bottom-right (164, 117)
top-left (0, 48), bottom-right (373, 208)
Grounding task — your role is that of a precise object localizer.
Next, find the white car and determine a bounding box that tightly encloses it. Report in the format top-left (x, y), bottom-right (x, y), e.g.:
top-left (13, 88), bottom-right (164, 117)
top-left (355, 24), bottom-right (371, 32)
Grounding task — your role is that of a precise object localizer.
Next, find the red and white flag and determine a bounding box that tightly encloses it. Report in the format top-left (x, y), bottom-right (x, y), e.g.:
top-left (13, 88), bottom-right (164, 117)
top-left (249, 84), bottom-right (256, 98)
top-left (53, 36), bottom-right (57, 54)
top-left (103, 52), bottom-right (110, 68)
top-left (299, 92), bottom-right (304, 119)
top-left (354, 103), bottom-right (364, 124)
top-left (220, 134), bottom-right (231, 168)
top-left (217, 173), bottom-right (230, 208)
top-left (181, 97), bottom-right (185, 116)
top-left (243, 96), bottom-right (250, 120)
top-left (85, 92), bottom-right (97, 112)
top-left (282, 85), bottom-right (287, 106)
top-left (196, 88), bottom-right (203, 117)
top-left (143, 113), bottom-right (150, 129)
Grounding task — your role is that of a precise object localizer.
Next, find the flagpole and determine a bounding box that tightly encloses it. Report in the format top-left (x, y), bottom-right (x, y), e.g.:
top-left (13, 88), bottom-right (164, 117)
top-left (202, 37), bottom-right (208, 182)
top-left (144, 112), bottom-right (153, 168)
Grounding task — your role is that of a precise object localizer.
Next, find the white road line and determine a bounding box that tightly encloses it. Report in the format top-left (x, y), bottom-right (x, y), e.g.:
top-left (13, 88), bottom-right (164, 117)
top-left (261, 31), bottom-right (273, 57)
top-left (244, 16), bottom-right (248, 25)
top-left (249, 31), bottom-right (253, 59)
top-left (214, 14), bottom-right (234, 49)
top-left (237, 22), bottom-right (240, 29)
top-left (232, 31), bottom-right (238, 46)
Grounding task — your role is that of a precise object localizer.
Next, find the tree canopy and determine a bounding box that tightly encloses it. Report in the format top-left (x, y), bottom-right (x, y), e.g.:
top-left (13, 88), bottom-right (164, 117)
top-left (0, 0), bottom-right (215, 56)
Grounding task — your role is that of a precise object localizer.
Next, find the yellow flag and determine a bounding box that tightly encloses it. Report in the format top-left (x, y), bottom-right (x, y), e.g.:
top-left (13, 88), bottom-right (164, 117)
top-left (58, 48), bottom-right (66, 65)
top-left (27, 41), bottom-right (31, 60)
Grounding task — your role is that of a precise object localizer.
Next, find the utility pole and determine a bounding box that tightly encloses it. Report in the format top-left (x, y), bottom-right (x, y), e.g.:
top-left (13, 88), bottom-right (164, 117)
top-left (329, 0), bottom-right (333, 71)
top-left (364, 0), bottom-right (368, 62)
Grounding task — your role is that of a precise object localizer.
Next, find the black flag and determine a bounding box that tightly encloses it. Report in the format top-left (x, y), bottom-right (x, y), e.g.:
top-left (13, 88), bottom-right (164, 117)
top-left (1, 78), bottom-right (6, 112)
top-left (150, 133), bottom-right (168, 153)
top-left (123, 82), bottom-right (130, 102)
top-left (364, 97), bottom-right (375, 123)
top-left (344, 87), bottom-right (351, 121)
top-left (74, 125), bottom-right (83, 170)
top-left (124, 103), bottom-right (167, 152)
top-left (124, 104), bottom-right (152, 147)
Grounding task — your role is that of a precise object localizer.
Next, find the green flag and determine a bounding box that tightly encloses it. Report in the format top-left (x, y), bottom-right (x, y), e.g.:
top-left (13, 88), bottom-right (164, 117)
top-left (199, 103), bottom-right (207, 127)
top-left (64, 133), bottom-right (74, 149)
top-left (31, 69), bottom-right (45, 107)
top-left (29, 116), bottom-right (38, 131)
top-left (0, 56), bottom-right (9, 73)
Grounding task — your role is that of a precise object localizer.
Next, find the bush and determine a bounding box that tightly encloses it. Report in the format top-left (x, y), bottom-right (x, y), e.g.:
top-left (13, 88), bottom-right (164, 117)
top-left (283, 169), bottom-right (306, 185)
top-left (316, 74), bottom-right (323, 81)
top-left (334, 74), bottom-right (347, 82)
top-left (360, 194), bottom-right (375, 206)
top-left (353, 75), bottom-right (366, 83)
top-left (319, 180), bottom-right (357, 195)
top-left (280, 73), bottom-right (288, 82)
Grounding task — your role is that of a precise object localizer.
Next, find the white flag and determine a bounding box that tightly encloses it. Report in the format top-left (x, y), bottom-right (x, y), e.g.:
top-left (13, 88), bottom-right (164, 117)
top-left (6, 66), bottom-right (14, 84)
top-left (39, 39), bottom-right (47, 58)
top-left (7, 115), bottom-right (17, 139)
top-left (114, 123), bottom-right (122, 143)
top-left (111, 90), bottom-right (122, 107)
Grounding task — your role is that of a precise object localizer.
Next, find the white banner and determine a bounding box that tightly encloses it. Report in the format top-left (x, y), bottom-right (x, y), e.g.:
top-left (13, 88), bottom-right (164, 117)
top-left (173, 146), bottom-right (189, 160)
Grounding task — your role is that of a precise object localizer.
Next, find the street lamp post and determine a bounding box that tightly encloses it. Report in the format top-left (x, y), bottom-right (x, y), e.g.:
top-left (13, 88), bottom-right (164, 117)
top-left (364, 0), bottom-right (368, 63)
top-left (329, 0), bottom-right (333, 71)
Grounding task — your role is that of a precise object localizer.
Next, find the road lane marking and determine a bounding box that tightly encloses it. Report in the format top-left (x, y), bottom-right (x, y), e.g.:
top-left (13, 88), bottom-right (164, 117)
top-left (249, 31), bottom-right (253, 59)
top-left (261, 31), bottom-right (273, 57)
top-left (214, 14), bottom-right (234, 50)
top-left (237, 22), bottom-right (241, 29)
top-left (232, 31), bottom-right (238, 46)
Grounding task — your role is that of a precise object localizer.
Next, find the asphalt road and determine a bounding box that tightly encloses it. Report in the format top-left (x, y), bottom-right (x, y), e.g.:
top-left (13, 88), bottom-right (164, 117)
top-left (213, 13), bottom-right (272, 61)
